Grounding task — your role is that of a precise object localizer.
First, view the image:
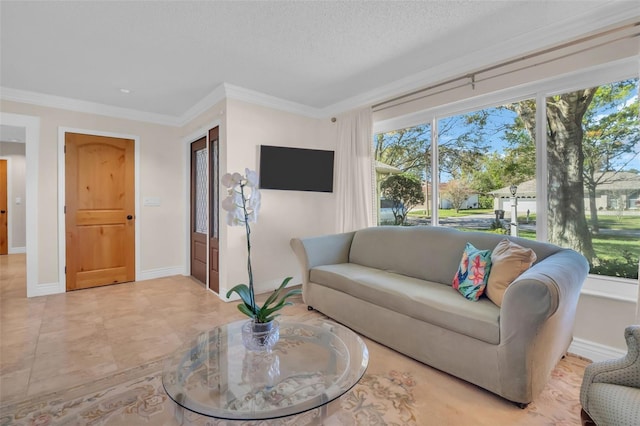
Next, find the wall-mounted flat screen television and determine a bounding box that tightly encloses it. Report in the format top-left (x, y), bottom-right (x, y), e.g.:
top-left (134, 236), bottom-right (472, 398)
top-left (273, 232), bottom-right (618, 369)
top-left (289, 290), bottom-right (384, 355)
top-left (259, 145), bottom-right (334, 192)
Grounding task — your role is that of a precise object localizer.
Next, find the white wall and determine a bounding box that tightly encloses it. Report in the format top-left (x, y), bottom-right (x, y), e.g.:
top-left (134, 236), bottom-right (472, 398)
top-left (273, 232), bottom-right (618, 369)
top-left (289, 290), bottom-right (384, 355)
top-left (0, 99), bottom-right (183, 287)
top-left (0, 142), bottom-right (26, 251)
top-left (223, 99), bottom-right (335, 296)
top-left (574, 294), bottom-right (637, 351)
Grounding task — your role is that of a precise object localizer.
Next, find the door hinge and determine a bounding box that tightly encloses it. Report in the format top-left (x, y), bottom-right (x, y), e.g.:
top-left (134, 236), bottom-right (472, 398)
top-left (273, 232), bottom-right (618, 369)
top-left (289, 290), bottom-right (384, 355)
top-left (64, 206), bottom-right (66, 214)
top-left (64, 266), bottom-right (66, 274)
top-left (64, 145), bottom-right (66, 154)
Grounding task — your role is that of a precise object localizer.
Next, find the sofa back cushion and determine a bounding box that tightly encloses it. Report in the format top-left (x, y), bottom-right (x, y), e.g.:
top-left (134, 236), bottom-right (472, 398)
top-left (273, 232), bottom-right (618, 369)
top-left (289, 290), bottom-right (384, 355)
top-left (349, 226), bottom-right (562, 286)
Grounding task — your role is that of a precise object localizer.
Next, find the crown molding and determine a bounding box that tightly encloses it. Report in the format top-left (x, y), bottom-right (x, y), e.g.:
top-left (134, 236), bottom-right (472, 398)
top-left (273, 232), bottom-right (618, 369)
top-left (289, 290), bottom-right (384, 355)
top-left (0, 87), bottom-right (182, 126)
top-left (222, 83), bottom-right (324, 119)
top-left (1, 83), bottom-right (327, 127)
top-left (320, 2), bottom-right (640, 117)
top-left (177, 84), bottom-right (228, 127)
top-left (178, 82), bottom-right (327, 125)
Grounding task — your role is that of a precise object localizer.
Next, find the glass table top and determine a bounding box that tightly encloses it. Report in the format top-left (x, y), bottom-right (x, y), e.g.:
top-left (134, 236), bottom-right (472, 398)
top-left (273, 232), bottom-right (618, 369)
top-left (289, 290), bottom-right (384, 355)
top-left (162, 320), bottom-right (369, 421)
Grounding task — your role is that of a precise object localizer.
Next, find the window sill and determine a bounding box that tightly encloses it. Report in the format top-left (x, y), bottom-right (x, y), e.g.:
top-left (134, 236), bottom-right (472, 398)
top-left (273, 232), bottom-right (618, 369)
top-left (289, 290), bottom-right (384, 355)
top-left (580, 274), bottom-right (638, 303)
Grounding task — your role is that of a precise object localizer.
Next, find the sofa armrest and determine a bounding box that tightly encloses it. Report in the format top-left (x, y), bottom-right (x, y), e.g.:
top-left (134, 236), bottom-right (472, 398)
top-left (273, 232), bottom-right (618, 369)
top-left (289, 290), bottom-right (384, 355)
top-left (580, 325), bottom-right (640, 409)
top-left (497, 249), bottom-right (588, 402)
top-left (500, 249), bottom-right (588, 339)
top-left (290, 232), bottom-right (355, 286)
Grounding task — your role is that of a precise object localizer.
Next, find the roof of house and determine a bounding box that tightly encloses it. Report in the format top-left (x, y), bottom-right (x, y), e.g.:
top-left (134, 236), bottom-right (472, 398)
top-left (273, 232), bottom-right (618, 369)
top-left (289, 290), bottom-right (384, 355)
top-left (489, 180), bottom-right (537, 197)
top-left (488, 172), bottom-right (640, 197)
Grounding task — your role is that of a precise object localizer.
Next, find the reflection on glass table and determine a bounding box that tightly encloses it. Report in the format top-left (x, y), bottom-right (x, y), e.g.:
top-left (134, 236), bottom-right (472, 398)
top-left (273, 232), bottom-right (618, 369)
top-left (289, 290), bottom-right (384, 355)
top-left (162, 320), bottom-right (369, 422)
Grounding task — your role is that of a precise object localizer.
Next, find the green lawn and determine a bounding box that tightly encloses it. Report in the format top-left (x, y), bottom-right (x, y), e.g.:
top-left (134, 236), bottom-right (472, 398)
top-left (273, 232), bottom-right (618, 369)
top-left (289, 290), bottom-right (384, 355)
top-left (408, 208), bottom-right (495, 219)
top-left (408, 208), bottom-right (539, 221)
top-left (587, 214), bottom-right (640, 231)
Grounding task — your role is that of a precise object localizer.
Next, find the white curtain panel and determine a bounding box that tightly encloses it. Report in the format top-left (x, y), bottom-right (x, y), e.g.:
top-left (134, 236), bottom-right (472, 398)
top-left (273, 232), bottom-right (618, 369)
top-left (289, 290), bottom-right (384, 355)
top-left (335, 108), bottom-right (374, 233)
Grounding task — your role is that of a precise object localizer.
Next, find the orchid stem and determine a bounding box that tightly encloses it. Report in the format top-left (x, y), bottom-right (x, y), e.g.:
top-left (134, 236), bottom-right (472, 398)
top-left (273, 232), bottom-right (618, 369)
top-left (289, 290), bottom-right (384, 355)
top-left (240, 183), bottom-right (257, 318)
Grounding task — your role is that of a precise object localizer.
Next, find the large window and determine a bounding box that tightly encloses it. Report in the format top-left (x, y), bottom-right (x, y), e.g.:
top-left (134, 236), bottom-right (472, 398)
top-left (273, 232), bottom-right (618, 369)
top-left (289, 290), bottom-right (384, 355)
top-left (375, 124), bottom-right (431, 226)
top-left (374, 73), bottom-right (639, 281)
top-left (436, 101), bottom-right (536, 239)
top-left (546, 79), bottom-right (639, 279)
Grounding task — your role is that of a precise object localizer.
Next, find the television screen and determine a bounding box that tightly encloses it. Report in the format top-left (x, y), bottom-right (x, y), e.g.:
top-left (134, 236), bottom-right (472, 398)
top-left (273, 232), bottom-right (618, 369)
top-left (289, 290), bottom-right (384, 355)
top-left (259, 145), bottom-right (334, 192)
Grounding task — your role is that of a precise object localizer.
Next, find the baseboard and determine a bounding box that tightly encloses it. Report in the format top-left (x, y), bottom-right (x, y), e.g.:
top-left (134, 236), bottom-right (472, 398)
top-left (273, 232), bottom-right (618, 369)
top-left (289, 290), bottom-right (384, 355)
top-left (8, 247), bottom-right (26, 254)
top-left (137, 266), bottom-right (184, 281)
top-left (569, 337), bottom-right (627, 363)
top-left (25, 268), bottom-right (184, 297)
top-left (29, 282), bottom-right (63, 297)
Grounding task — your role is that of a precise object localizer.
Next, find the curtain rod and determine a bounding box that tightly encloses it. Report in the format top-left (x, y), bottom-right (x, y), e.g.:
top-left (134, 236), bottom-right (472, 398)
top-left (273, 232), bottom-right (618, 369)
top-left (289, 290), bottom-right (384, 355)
top-left (372, 21), bottom-right (640, 113)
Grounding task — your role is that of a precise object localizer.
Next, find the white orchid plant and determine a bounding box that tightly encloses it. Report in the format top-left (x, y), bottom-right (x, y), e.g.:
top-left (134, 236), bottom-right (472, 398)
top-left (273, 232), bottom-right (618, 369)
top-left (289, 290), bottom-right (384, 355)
top-left (222, 169), bottom-right (300, 323)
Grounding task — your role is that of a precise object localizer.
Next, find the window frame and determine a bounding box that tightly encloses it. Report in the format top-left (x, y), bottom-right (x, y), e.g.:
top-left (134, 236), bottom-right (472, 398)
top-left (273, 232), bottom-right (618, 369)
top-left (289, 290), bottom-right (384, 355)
top-left (373, 57), bottom-right (639, 302)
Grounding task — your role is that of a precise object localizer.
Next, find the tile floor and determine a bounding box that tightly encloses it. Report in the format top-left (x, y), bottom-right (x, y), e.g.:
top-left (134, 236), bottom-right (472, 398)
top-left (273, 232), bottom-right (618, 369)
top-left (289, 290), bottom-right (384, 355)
top-left (0, 254), bottom-right (247, 403)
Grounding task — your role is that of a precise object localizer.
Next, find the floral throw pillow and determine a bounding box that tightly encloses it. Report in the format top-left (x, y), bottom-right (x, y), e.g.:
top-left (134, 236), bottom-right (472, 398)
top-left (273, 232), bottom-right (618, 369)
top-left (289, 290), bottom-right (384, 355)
top-left (452, 242), bottom-right (493, 301)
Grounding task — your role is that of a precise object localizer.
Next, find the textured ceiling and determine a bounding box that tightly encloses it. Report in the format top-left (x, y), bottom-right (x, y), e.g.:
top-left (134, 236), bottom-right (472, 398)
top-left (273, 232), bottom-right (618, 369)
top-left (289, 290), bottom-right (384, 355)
top-left (0, 1), bottom-right (637, 119)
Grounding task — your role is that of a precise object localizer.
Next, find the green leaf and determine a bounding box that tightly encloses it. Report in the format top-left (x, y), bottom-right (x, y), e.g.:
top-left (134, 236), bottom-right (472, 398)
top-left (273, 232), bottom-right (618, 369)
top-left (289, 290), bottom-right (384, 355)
top-left (262, 277), bottom-right (293, 308)
top-left (228, 277), bottom-right (299, 322)
top-left (237, 303), bottom-right (254, 318)
top-left (226, 284), bottom-right (253, 307)
top-left (260, 299), bottom-right (294, 319)
top-left (262, 313), bottom-right (281, 323)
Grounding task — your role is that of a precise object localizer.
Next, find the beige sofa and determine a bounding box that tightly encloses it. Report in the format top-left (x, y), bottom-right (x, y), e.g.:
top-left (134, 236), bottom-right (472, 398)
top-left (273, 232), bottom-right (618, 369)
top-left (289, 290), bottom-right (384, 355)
top-left (290, 226), bottom-right (589, 406)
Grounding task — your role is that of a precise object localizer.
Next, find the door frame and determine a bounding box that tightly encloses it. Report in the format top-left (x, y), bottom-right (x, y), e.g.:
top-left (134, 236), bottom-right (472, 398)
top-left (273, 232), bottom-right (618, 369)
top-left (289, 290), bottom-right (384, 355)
top-left (181, 119), bottom-right (225, 295)
top-left (57, 127), bottom-right (141, 293)
top-left (0, 112), bottom-right (40, 297)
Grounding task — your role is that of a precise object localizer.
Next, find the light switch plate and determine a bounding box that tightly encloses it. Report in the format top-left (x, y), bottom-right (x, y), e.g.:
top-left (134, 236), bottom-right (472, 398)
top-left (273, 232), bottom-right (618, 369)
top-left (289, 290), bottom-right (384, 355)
top-left (143, 197), bottom-right (161, 206)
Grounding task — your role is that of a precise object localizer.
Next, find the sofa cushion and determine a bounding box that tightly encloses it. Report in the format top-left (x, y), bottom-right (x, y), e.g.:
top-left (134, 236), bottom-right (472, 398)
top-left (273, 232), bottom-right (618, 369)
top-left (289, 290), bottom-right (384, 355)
top-left (452, 242), bottom-right (493, 301)
top-left (310, 263), bottom-right (500, 344)
top-left (486, 239), bottom-right (537, 307)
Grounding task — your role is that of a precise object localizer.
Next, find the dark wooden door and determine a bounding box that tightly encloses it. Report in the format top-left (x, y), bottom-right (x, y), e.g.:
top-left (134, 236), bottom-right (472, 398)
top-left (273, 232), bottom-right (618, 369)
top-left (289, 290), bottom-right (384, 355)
top-left (209, 127), bottom-right (220, 293)
top-left (190, 137), bottom-right (207, 284)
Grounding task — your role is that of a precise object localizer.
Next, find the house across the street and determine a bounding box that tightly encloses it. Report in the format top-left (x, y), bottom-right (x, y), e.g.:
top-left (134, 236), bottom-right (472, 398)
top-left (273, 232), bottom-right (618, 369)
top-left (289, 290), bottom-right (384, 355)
top-left (489, 172), bottom-right (640, 214)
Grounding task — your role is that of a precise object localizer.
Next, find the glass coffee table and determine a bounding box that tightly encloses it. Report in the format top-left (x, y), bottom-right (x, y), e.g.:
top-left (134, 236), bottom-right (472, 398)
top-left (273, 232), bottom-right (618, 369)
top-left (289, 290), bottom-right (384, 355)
top-left (162, 320), bottom-right (368, 423)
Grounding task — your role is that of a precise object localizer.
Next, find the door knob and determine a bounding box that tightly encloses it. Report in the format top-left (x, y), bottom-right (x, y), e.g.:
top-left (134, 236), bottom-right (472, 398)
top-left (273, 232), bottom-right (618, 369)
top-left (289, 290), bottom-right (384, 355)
top-left (0, 210), bottom-right (5, 214)
top-left (127, 215), bottom-right (133, 220)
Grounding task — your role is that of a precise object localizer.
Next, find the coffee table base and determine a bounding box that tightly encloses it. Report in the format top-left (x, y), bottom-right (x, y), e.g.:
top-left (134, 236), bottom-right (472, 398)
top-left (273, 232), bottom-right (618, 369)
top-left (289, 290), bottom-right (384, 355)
top-left (168, 396), bottom-right (343, 425)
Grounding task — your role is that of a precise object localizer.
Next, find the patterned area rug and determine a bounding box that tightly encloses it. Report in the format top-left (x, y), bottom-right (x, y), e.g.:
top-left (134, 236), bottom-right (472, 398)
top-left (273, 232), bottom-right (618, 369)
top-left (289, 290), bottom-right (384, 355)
top-left (0, 311), bottom-right (590, 426)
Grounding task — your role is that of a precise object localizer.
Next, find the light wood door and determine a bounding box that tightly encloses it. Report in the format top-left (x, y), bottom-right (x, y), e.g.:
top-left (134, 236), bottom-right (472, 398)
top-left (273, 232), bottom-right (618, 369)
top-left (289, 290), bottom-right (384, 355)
top-left (190, 137), bottom-right (207, 284)
top-left (0, 160), bottom-right (7, 255)
top-left (209, 127), bottom-right (219, 293)
top-left (65, 133), bottom-right (135, 291)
